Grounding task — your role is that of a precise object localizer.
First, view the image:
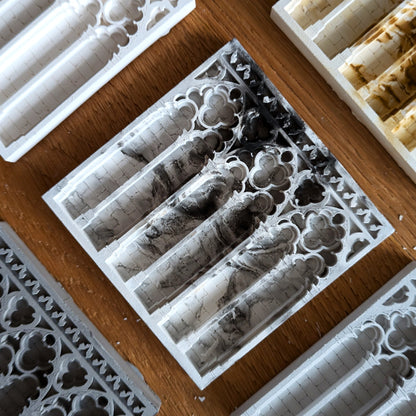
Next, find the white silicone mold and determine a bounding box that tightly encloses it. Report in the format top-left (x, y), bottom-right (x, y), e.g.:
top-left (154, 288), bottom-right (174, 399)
top-left (272, 0), bottom-right (416, 183)
top-left (232, 262), bottom-right (416, 416)
top-left (43, 39), bottom-right (393, 389)
top-left (0, 0), bottom-right (195, 161)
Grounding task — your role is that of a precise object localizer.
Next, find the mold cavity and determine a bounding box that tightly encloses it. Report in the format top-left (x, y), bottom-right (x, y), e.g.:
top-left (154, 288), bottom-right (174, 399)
top-left (250, 150), bottom-right (294, 190)
top-left (269, 189), bottom-right (285, 204)
top-left (60, 360), bottom-right (88, 389)
top-left (200, 91), bottom-right (239, 127)
top-left (0, 346), bottom-right (12, 375)
top-left (294, 179), bottom-right (325, 206)
top-left (19, 332), bottom-right (56, 372)
top-left (62, 105), bottom-right (196, 219)
top-left (387, 314), bottom-right (416, 351)
top-left (185, 254), bottom-right (327, 374)
top-left (110, 160), bottom-right (246, 280)
top-left (230, 88), bottom-right (242, 100)
top-left (163, 223), bottom-right (300, 343)
top-left (285, 0), bottom-right (344, 30)
top-left (0, 0), bottom-right (54, 49)
top-left (0, 376), bottom-right (39, 416)
top-left (135, 192), bottom-right (274, 313)
top-left (5, 297), bottom-right (35, 327)
top-left (333, 213), bottom-right (346, 224)
top-left (106, 0), bottom-right (144, 22)
top-left (146, 7), bottom-right (169, 30)
top-left (319, 249), bottom-right (338, 267)
top-left (83, 134), bottom-right (224, 250)
top-left (346, 238), bottom-right (370, 261)
top-left (98, 397), bottom-right (109, 407)
top-left (44, 334), bottom-right (55, 346)
top-left (281, 150), bottom-right (294, 162)
top-left (70, 395), bottom-right (110, 416)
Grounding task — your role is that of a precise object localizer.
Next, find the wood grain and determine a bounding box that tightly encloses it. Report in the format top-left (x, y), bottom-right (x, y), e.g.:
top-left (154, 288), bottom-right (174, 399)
top-left (1, 0), bottom-right (416, 414)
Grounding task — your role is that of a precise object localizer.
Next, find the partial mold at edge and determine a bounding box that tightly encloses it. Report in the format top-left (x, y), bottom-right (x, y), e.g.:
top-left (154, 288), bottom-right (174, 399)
top-left (272, 0), bottom-right (416, 183)
top-left (0, 222), bottom-right (160, 415)
top-left (43, 39), bottom-right (393, 389)
top-left (232, 262), bottom-right (416, 416)
top-left (0, 0), bottom-right (195, 162)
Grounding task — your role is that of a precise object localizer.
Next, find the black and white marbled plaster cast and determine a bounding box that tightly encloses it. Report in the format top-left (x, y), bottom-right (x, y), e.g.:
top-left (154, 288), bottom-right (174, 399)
top-left (44, 39), bottom-right (393, 389)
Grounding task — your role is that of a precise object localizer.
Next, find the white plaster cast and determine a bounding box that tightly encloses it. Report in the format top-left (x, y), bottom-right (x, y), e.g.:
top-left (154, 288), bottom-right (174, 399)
top-left (0, 0), bottom-right (195, 161)
top-left (232, 262), bottom-right (416, 416)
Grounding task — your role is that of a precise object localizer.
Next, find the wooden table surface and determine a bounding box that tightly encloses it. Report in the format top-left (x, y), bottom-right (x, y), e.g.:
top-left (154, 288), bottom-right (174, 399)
top-left (2, 0), bottom-right (416, 414)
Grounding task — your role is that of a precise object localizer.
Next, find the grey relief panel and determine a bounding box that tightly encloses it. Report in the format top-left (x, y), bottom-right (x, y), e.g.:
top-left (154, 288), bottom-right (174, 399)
top-left (0, 223), bottom-right (160, 416)
top-left (0, 0), bottom-right (195, 162)
top-left (43, 39), bottom-right (393, 389)
top-left (232, 262), bottom-right (416, 416)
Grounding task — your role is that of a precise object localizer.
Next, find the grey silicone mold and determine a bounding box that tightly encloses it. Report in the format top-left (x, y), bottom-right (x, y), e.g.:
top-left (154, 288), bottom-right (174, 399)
top-left (43, 39), bottom-right (393, 389)
top-left (232, 262), bottom-right (416, 416)
top-left (0, 222), bottom-right (160, 415)
top-left (0, 0), bottom-right (195, 162)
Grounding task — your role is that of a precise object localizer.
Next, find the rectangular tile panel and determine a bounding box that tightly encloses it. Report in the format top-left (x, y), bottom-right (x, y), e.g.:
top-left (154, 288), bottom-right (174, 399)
top-left (44, 39), bottom-right (393, 389)
top-left (272, 0), bottom-right (416, 183)
top-left (0, 0), bottom-right (195, 161)
top-left (0, 222), bottom-right (160, 415)
top-left (232, 262), bottom-right (416, 416)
